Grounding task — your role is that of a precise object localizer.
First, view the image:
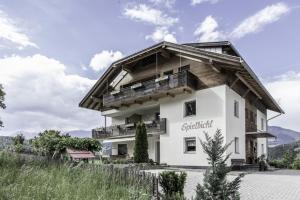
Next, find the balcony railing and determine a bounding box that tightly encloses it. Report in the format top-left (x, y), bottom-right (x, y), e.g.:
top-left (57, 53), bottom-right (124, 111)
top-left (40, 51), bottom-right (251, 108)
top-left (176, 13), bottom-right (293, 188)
top-left (103, 70), bottom-right (198, 107)
top-left (92, 118), bottom-right (167, 139)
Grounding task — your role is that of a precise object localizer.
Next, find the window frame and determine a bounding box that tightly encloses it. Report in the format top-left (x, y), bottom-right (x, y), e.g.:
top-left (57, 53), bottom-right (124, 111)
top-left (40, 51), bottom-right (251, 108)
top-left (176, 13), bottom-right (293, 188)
top-left (184, 137), bottom-right (196, 153)
top-left (234, 137), bottom-right (239, 154)
top-left (234, 100), bottom-right (239, 118)
top-left (261, 118), bottom-right (265, 130)
top-left (184, 100), bottom-right (196, 117)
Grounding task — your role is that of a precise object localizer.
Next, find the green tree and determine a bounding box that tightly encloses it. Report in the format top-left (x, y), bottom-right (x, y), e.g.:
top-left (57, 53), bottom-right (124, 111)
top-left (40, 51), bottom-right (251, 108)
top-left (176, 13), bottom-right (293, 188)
top-left (134, 122), bottom-right (149, 163)
top-left (195, 129), bottom-right (244, 200)
top-left (0, 84), bottom-right (6, 127)
top-left (12, 134), bottom-right (25, 145)
top-left (32, 130), bottom-right (101, 158)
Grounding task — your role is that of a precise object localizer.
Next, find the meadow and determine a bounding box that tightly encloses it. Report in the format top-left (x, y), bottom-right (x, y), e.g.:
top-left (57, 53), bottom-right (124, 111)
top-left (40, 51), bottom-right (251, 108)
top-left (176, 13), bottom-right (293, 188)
top-left (0, 152), bottom-right (151, 200)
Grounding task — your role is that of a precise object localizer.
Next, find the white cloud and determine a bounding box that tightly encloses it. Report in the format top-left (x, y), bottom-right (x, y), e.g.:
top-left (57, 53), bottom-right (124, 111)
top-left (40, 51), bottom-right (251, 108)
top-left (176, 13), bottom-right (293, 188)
top-left (123, 4), bottom-right (178, 27)
top-left (149, 0), bottom-right (176, 8)
top-left (194, 3), bottom-right (290, 42)
top-left (231, 2), bottom-right (290, 39)
top-left (146, 27), bottom-right (177, 43)
top-left (191, 0), bottom-right (219, 6)
top-left (0, 54), bottom-right (100, 136)
top-left (265, 71), bottom-right (300, 132)
top-left (194, 15), bottom-right (225, 42)
top-left (89, 50), bottom-right (124, 72)
top-left (0, 10), bottom-right (38, 49)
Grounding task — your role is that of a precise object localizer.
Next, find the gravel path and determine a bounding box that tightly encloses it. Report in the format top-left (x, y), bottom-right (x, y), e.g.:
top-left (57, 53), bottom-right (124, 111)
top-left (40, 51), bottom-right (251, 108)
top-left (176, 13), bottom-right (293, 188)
top-left (145, 169), bottom-right (300, 200)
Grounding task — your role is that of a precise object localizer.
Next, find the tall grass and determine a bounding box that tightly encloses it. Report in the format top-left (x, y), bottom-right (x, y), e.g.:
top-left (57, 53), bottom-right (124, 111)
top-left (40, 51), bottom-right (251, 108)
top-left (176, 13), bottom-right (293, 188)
top-left (0, 152), bottom-right (151, 200)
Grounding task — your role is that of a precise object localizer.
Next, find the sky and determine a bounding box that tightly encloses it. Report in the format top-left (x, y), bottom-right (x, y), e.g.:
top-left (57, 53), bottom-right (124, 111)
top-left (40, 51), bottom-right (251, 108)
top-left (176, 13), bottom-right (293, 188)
top-left (0, 0), bottom-right (300, 136)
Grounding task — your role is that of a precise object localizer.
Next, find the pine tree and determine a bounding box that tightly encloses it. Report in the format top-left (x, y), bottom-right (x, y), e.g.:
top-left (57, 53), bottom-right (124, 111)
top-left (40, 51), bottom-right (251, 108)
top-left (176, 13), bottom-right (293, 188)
top-left (195, 129), bottom-right (244, 200)
top-left (134, 122), bottom-right (149, 163)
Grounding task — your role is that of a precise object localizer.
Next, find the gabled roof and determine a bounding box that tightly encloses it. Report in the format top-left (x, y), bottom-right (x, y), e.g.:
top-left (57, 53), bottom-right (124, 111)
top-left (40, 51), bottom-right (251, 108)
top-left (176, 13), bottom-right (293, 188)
top-left (79, 41), bottom-right (284, 114)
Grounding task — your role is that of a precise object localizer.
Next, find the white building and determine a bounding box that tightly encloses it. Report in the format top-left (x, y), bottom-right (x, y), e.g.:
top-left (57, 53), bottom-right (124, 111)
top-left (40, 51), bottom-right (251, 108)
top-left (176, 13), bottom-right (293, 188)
top-left (80, 41), bottom-right (284, 167)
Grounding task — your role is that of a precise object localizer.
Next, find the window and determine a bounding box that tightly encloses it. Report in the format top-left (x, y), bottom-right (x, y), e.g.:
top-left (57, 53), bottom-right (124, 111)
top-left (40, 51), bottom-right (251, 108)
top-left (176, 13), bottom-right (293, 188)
top-left (234, 137), bottom-right (239, 154)
top-left (261, 144), bottom-right (264, 155)
top-left (184, 137), bottom-right (196, 153)
top-left (178, 65), bottom-right (190, 72)
top-left (118, 144), bottom-right (128, 156)
top-left (261, 118), bottom-right (265, 130)
top-left (234, 100), bottom-right (239, 118)
top-left (163, 70), bottom-right (173, 76)
top-left (184, 100), bottom-right (196, 117)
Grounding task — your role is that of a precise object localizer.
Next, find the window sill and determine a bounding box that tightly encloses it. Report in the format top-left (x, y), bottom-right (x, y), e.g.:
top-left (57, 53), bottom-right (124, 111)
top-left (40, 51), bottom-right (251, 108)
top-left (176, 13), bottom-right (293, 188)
top-left (184, 151), bottom-right (196, 154)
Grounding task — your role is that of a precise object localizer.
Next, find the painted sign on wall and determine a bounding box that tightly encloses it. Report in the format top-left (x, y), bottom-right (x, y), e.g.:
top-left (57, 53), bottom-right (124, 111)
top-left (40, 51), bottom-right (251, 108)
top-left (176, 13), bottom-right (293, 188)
top-left (181, 120), bottom-right (213, 132)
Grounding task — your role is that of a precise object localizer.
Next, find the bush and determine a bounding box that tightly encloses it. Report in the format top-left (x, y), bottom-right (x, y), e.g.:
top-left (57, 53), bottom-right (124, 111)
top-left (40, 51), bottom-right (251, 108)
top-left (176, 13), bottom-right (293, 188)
top-left (159, 171), bottom-right (187, 199)
top-left (259, 155), bottom-right (268, 171)
top-left (269, 159), bottom-right (285, 168)
top-left (292, 158), bottom-right (300, 169)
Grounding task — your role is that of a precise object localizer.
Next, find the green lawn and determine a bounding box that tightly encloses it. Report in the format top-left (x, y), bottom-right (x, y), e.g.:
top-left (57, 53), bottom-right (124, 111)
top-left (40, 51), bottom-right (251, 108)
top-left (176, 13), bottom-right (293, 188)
top-left (0, 152), bottom-right (151, 200)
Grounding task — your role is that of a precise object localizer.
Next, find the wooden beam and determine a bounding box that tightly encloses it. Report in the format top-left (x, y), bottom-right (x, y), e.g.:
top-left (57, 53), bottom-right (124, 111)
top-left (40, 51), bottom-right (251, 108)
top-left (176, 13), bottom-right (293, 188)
top-left (209, 59), bottom-right (221, 73)
top-left (183, 88), bottom-right (192, 94)
top-left (166, 92), bottom-right (175, 98)
top-left (230, 77), bottom-right (240, 88)
top-left (236, 73), bottom-right (262, 99)
top-left (91, 96), bottom-right (102, 103)
top-left (120, 103), bottom-right (129, 107)
top-left (134, 100), bottom-right (143, 105)
top-left (242, 89), bottom-right (250, 98)
top-left (160, 49), bottom-right (170, 59)
top-left (149, 96), bottom-right (158, 101)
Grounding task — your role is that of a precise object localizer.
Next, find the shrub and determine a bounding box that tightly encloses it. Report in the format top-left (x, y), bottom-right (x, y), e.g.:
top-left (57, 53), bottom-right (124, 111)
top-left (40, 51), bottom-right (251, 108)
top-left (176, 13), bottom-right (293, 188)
top-left (134, 123), bottom-right (149, 163)
top-left (259, 155), bottom-right (268, 171)
top-left (269, 159), bottom-right (285, 168)
top-left (282, 151), bottom-right (295, 168)
top-left (159, 171), bottom-right (187, 199)
top-left (292, 158), bottom-right (300, 169)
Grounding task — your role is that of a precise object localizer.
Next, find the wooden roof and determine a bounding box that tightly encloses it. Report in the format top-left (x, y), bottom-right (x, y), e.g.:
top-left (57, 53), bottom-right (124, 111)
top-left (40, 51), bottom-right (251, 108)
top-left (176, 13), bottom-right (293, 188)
top-left (79, 41), bottom-right (284, 114)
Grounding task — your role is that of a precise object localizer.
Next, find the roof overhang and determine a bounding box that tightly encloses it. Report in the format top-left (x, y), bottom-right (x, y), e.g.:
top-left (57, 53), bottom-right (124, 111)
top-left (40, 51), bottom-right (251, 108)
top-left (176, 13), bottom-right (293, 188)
top-left (246, 131), bottom-right (276, 138)
top-left (79, 41), bottom-right (284, 114)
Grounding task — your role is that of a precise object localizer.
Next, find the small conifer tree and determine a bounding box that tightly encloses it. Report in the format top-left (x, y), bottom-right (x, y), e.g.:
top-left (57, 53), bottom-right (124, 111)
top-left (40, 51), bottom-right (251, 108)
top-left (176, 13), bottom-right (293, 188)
top-left (134, 122), bottom-right (149, 163)
top-left (195, 129), bottom-right (244, 200)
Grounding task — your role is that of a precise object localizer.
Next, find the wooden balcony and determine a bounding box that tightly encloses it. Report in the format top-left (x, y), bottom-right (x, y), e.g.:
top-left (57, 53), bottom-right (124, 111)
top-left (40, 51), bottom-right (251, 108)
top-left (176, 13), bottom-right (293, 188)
top-left (103, 70), bottom-right (198, 108)
top-left (92, 118), bottom-right (167, 139)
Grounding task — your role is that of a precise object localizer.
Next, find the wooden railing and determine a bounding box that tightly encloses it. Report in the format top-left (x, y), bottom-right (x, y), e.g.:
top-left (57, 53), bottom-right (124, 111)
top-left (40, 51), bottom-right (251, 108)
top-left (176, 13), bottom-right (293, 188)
top-left (103, 70), bottom-right (198, 107)
top-left (92, 118), bottom-right (167, 139)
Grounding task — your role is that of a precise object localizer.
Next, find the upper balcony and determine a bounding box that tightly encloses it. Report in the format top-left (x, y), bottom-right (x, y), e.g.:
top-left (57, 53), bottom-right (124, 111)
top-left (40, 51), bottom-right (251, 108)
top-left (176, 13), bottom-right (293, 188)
top-left (92, 118), bottom-right (167, 139)
top-left (103, 70), bottom-right (198, 108)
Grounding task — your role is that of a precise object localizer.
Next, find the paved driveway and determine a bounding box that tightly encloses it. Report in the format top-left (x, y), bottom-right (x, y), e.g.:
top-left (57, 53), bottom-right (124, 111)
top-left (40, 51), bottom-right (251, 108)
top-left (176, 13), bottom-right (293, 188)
top-left (146, 169), bottom-right (300, 200)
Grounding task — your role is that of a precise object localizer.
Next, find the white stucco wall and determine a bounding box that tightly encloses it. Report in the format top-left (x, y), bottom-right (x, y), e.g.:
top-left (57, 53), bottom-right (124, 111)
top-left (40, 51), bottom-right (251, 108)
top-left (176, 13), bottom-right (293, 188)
top-left (256, 110), bottom-right (268, 158)
top-left (110, 136), bottom-right (158, 161)
top-left (159, 85), bottom-right (227, 166)
top-left (225, 86), bottom-right (246, 162)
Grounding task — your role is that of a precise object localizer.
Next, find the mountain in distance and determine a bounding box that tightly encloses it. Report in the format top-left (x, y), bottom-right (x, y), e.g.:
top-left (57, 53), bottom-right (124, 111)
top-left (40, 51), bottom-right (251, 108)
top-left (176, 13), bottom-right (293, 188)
top-left (66, 130), bottom-right (92, 138)
top-left (268, 126), bottom-right (300, 146)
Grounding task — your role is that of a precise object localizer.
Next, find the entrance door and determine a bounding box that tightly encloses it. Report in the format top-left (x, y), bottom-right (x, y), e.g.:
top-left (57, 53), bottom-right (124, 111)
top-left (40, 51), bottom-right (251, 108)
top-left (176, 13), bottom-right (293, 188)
top-left (155, 141), bottom-right (160, 164)
top-left (246, 137), bottom-right (257, 164)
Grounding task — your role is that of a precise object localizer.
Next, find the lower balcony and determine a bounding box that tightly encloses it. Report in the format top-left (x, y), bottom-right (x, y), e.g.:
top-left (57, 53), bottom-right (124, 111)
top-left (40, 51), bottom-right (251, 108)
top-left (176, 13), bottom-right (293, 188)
top-left (92, 118), bottom-right (167, 139)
